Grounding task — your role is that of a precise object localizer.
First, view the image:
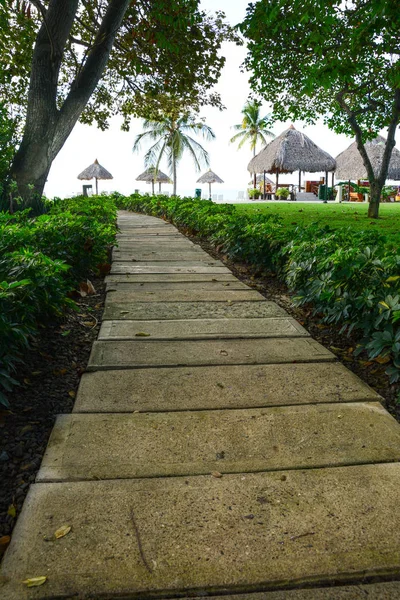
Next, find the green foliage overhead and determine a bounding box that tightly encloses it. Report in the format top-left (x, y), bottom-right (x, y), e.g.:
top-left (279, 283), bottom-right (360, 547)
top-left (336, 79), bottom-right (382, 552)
top-left (1, 1), bottom-right (235, 133)
top-left (239, 0), bottom-right (400, 137)
top-left (238, 0), bottom-right (400, 217)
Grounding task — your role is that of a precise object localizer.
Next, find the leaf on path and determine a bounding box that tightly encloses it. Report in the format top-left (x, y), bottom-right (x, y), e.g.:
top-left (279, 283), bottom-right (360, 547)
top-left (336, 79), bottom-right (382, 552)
top-left (22, 576), bottom-right (47, 587)
top-left (54, 525), bottom-right (71, 539)
top-left (68, 390), bottom-right (76, 399)
top-left (135, 332), bottom-right (151, 337)
top-left (211, 471), bottom-right (223, 478)
top-left (7, 504), bottom-right (16, 518)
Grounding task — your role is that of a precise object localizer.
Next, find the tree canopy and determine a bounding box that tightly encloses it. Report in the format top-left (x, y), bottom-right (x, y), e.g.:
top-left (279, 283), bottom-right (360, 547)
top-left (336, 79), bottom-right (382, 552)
top-left (0, 0), bottom-right (234, 205)
top-left (239, 0), bottom-right (400, 217)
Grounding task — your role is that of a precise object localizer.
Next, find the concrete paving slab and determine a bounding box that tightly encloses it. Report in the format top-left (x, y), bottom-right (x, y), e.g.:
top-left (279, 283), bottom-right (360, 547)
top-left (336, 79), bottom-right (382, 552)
top-left (176, 582), bottom-right (400, 600)
top-left (105, 289), bottom-right (264, 303)
top-left (103, 300), bottom-right (288, 321)
top-left (113, 248), bottom-right (208, 257)
top-left (106, 273), bottom-right (238, 284)
top-left (37, 403), bottom-right (400, 482)
top-left (112, 258), bottom-right (222, 267)
top-left (98, 318), bottom-right (308, 341)
top-left (105, 280), bottom-right (250, 292)
top-left (111, 263), bottom-right (231, 274)
top-left (112, 252), bottom-right (217, 263)
top-left (116, 235), bottom-right (193, 243)
top-left (3, 464), bottom-right (400, 599)
top-left (116, 236), bottom-right (188, 243)
top-left (75, 363), bottom-right (382, 413)
top-left (117, 230), bottom-right (183, 237)
top-left (87, 338), bottom-right (334, 370)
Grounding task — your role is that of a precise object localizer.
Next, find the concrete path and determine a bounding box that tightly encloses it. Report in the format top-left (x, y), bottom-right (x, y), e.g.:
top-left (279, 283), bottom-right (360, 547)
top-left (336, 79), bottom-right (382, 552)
top-left (2, 211), bottom-right (400, 599)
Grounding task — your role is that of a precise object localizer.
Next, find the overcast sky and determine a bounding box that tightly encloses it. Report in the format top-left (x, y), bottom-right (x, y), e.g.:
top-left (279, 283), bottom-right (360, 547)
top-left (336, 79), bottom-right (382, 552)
top-left (43, 0), bottom-right (384, 200)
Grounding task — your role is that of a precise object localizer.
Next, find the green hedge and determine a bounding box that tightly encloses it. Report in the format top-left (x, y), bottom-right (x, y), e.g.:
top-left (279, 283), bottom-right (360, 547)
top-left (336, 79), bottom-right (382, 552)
top-left (114, 193), bottom-right (400, 383)
top-left (0, 196), bottom-right (117, 406)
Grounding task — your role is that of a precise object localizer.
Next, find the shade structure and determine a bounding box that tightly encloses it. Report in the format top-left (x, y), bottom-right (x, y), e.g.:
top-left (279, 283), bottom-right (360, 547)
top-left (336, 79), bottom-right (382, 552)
top-left (248, 125), bottom-right (336, 195)
top-left (77, 159), bottom-right (113, 195)
top-left (136, 167), bottom-right (172, 194)
top-left (197, 169), bottom-right (224, 200)
top-left (248, 126), bottom-right (336, 175)
top-left (335, 135), bottom-right (400, 181)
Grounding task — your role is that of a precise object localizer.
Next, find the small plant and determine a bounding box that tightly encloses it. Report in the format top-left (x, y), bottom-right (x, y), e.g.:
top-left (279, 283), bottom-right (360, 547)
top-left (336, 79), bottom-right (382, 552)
top-left (275, 187), bottom-right (290, 200)
top-left (248, 188), bottom-right (261, 200)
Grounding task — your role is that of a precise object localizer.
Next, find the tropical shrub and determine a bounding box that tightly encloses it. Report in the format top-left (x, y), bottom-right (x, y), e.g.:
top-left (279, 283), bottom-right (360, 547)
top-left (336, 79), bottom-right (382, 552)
top-left (0, 195), bottom-right (117, 406)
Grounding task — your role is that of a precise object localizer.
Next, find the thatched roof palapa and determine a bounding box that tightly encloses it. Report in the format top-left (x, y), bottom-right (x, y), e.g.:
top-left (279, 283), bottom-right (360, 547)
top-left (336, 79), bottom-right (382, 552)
top-left (335, 135), bottom-right (400, 181)
top-left (136, 168), bottom-right (172, 184)
top-left (196, 169), bottom-right (224, 184)
top-left (197, 169), bottom-right (224, 200)
top-left (77, 158), bottom-right (113, 181)
top-left (248, 126), bottom-right (336, 174)
top-left (77, 158), bottom-right (113, 195)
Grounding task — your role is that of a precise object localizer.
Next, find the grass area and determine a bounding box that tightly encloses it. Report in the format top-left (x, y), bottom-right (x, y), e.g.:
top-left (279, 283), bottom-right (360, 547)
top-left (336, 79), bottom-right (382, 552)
top-left (235, 201), bottom-right (400, 245)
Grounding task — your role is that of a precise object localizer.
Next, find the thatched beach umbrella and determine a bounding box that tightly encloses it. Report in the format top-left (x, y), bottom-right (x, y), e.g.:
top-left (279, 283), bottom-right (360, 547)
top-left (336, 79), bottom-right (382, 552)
top-left (136, 167), bottom-right (172, 194)
top-left (77, 159), bottom-right (113, 195)
top-left (248, 174), bottom-right (276, 191)
top-left (335, 135), bottom-right (400, 181)
top-left (197, 169), bottom-right (224, 200)
top-left (248, 125), bottom-right (336, 193)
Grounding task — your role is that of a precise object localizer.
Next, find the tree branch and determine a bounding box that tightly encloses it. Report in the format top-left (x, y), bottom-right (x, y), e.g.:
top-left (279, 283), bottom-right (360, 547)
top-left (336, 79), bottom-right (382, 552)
top-left (335, 89), bottom-right (376, 183)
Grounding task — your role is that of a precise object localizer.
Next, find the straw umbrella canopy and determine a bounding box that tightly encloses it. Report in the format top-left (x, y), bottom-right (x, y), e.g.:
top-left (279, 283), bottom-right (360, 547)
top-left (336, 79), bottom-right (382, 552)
top-left (136, 167), bottom-right (172, 194)
top-left (248, 174), bottom-right (276, 191)
top-left (197, 169), bottom-right (224, 200)
top-left (248, 125), bottom-right (336, 192)
top-left (335, 135), bottom-right (400, 181)
top-left (77, 159), bottom-right (113, 195)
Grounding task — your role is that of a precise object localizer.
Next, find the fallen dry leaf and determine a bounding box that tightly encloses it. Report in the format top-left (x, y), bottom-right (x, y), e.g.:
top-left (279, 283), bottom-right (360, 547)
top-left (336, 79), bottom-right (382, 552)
top-left (78, 279), bottom-right (96, 297)
top-left (375, 355), bottom-right (391, 365)
top-left (211, 471), bottom-right (223, 478)
top-left (135, 332), bottom-right (151, 337)
top-left (54, 525), bottom-right (71, 539)
top-left (68, 390), bottom-right (76, 399)
top-left (22, 576), bottom-right (47, 588)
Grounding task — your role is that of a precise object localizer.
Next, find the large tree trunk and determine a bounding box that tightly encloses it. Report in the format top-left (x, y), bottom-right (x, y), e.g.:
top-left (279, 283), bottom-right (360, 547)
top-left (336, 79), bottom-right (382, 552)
top-left (368, 180), bottom-right (384, 218)
top-left (10, 0), bottom-right (130, 207)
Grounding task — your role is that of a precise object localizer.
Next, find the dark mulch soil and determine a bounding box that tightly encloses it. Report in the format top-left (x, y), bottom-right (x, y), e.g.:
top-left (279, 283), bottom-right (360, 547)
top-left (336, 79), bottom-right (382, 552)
top-left (188, 233), bottom-right (400, 423)
top-left (0, 276), bottom-right (106, 557)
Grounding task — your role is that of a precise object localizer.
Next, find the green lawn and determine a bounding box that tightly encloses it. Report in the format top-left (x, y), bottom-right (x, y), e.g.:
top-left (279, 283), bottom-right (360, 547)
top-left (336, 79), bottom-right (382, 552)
top-left (235, 201), bottom-right (400, 245)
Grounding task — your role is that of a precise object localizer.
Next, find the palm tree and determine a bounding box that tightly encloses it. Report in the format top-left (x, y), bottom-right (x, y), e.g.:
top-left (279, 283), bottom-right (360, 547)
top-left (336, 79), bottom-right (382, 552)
top-left (133, 116), bottom-right (215, 196)
top-left (230, 100), bottom-right (275, 188)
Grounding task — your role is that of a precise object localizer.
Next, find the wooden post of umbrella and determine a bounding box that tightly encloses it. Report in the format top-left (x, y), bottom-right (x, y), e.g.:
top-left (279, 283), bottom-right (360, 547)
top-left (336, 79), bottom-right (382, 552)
top-left (209, 182), bottom-right (212, 200)
top-left (263, 171), bottom-right (266, 200)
